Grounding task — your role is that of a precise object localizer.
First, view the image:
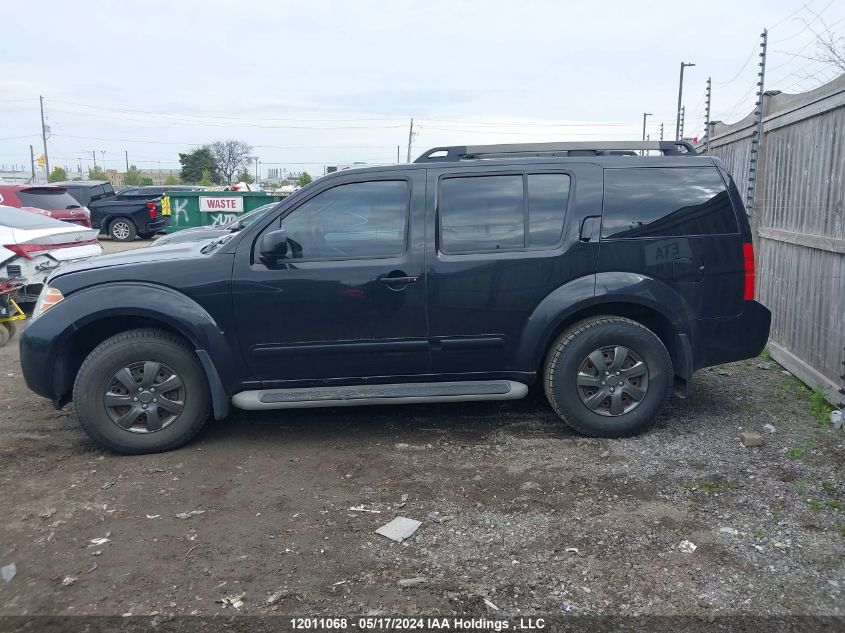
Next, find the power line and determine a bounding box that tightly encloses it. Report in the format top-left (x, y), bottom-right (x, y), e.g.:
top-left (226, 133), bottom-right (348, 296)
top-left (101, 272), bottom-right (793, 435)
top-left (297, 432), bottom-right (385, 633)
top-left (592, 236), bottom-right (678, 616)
top-left (769, 0), bottom-right (834, 43)
top-left (47, 108), bottom-right (407, 130)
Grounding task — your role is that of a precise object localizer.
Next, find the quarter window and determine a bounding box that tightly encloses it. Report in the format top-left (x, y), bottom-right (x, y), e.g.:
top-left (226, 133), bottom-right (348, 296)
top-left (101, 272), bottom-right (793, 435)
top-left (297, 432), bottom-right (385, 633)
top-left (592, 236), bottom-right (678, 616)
top-left (602, 168), bottom-right (739, 239)
top-left (280, 180), bottom-right (408, 259)
top-left (439, 173), bottom-right (571, 253)
top-left (528, 174), bottom-right (570, 248)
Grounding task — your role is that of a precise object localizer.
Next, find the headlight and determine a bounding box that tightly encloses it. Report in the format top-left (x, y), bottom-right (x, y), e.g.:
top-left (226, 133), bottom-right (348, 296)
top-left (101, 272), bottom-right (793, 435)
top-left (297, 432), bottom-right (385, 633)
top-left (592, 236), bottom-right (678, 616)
top-left (32, 285), bottom-right (64, 319)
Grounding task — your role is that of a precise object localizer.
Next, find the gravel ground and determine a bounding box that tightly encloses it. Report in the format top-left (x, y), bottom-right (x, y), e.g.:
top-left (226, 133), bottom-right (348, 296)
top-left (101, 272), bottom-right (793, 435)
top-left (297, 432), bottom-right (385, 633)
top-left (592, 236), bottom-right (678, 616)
top-left (0, 239), bottom-right (843, 625)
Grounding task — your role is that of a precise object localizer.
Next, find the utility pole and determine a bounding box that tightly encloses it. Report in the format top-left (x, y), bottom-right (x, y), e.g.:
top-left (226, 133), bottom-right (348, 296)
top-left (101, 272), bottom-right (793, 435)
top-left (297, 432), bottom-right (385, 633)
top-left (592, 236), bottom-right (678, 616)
top-left (255, 156), bottom-right (259, 185)
top-left (704, 77), bottom-right (712, 155)
top-left (641, 112), bottom-right (652, 155)
top-left (746, 29), bottom-right (768, 219)
top-left (92, 150), bottom-right (97, 169)
top-left (39, 95), bottom-right (50, 176)
top-left (100, 150), bottom-right (106, 171)
top-left (29, 145), bottom-right (35, 183)
top-left (397, 145), bottom-right (400, 164)
top-left (406, 118), bottom-right (414, 163)
top-left (125, 150), bottom-right (129, 172)
top-left (675, 62), bottom-right (695, 140)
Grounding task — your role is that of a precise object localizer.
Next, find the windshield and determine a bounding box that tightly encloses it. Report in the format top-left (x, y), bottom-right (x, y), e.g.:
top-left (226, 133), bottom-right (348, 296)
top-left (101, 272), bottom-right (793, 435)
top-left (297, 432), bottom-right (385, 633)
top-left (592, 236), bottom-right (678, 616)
top-left (17, 188), bottom-right (82, 210)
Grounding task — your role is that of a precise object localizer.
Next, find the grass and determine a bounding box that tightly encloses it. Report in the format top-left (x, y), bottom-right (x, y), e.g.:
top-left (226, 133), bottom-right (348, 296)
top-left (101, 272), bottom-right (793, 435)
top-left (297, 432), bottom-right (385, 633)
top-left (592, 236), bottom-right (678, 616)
top-left (809, 387), bottom-right (834, 426)
top-left (807, 498), bottom-right (823, 513)
top-left (787, 440), bottom-right (814, 460)
top-left (840, 524), bottom-right (845, 538)
top-left (794, 480), bottom-right (808, 495)
top-left (821, 480), bottom-right (839, 496)
top-left (771, 504), bottom-right (783, 519)
top-left (760, 347), bottom-right (772, 361)
top-left (825, 499), bottom-right (842, 511)
top-left (682, 479), bottom-right (738, 496)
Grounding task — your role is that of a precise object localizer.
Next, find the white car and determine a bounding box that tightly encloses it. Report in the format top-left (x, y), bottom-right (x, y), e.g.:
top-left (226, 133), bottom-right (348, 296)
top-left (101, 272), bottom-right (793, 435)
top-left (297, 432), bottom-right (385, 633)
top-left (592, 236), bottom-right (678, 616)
top-left (1, 205), bottom-right (102, 302)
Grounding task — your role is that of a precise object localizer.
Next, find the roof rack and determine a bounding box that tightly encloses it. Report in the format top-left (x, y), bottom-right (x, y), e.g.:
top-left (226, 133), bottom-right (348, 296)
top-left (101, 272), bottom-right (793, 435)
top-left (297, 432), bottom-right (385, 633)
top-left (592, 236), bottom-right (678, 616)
top-left (413, 140), bottom-right (697, 163)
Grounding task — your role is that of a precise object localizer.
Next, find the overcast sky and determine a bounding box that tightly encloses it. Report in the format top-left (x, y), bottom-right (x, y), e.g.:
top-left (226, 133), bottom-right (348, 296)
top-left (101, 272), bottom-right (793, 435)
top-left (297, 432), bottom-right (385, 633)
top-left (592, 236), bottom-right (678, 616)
top-left (2, 0), bottom-right (843, 178)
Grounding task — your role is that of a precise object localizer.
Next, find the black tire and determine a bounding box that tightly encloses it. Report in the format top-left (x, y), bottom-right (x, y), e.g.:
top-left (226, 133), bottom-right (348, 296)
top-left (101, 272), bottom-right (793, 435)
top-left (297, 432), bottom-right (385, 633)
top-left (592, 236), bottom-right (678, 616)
top-left (544, 316), bottom-right (672, 438)
top-left (0, 324), bottom-right (9, 348)
top-left (109, 217), bottom-right (137, 242)
top-left (72, 328), bottom-right (211, 453)
top-left (3, 321), bottom-right (16, 339)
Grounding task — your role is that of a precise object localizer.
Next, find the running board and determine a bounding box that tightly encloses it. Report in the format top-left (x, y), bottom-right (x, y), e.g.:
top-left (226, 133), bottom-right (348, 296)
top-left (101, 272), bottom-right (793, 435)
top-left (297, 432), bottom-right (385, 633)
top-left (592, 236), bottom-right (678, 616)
top-left (231, 380), bottom-right (529, 410)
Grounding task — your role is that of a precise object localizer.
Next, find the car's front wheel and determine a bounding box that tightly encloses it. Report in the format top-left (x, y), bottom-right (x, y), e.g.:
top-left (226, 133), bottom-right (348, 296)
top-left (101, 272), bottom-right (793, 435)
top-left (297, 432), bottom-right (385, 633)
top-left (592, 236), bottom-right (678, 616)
top-left (109, 218), bottom-right (137, 242)
top-left (72, 329), bottom-right (211, 453)
top-left (544, 316), bottom-right (672, 437)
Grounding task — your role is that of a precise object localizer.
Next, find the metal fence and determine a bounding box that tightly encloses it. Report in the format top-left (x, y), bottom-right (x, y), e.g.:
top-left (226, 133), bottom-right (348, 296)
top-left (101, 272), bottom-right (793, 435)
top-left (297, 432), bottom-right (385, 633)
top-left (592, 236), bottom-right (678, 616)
top-left (704, 74), bottom-right (845, 404)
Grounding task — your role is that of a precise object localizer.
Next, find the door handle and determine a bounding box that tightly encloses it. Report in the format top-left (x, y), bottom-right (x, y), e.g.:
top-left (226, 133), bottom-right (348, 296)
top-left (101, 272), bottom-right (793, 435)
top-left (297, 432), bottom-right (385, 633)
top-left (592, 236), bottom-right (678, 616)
top-left (378, 275), bottom-right (419, 285)
top-left (579, 216), bottom-right (601, 242)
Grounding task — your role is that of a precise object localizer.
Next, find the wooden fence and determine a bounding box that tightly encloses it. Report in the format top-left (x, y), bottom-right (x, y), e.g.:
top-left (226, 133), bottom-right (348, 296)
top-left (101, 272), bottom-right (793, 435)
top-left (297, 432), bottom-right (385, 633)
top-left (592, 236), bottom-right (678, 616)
top-left (704, 74), bottom-right (844, 404)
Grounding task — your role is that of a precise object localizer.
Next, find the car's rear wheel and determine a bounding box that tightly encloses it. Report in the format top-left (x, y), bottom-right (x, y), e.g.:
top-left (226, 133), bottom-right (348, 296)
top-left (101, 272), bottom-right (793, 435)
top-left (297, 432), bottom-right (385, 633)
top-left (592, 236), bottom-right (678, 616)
top-left (72, 328), bottom-right (211, 453)
top-left (0, 324), bottom-right (10, 348)
top-left (109, 218), bottom-right (137, 242)
top-left (544, 316), bottom-right (672, 437)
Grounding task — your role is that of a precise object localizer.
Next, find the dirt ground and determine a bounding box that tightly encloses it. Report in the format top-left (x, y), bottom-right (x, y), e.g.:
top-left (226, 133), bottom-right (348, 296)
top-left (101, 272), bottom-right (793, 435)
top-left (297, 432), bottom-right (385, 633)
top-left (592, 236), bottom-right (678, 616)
top-left (0, 238), bottom-right (843, 623)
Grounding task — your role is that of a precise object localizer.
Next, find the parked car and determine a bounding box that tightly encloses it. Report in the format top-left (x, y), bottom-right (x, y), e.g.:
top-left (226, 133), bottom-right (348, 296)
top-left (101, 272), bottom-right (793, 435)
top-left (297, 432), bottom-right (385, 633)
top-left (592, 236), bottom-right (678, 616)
top-left (52, 181), bottom-right (167, 242)
top-left (0, 205), bottom-right (101, 302)
top-left (114, 185), bottom-right (204, 200)
top-left (19, 141), bottom-right (771, 453)
top-left (0, 184), bottom-right (92, 227)
top-left (150, 203), bottom-right (278, 247)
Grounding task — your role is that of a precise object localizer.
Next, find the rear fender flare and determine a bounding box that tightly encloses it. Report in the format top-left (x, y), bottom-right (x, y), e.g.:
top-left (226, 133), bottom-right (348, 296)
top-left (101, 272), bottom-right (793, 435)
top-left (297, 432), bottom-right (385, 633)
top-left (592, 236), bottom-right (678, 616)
top-left (516, 272), bottom-right (695, 377)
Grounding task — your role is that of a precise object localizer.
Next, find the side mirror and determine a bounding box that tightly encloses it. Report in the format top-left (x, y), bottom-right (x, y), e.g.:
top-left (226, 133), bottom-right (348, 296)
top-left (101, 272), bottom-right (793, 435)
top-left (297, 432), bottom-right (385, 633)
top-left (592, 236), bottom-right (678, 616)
top-left (259, 229), bottom-right (288, 262)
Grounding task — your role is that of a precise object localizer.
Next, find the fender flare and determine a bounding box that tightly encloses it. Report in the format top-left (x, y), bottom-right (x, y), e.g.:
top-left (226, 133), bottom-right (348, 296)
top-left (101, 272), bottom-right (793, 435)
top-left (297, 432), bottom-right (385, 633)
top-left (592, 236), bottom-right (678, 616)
top-left (50, 282), bottom-right (233, 420)
top-left (515, 272), bottom-right (695, 383)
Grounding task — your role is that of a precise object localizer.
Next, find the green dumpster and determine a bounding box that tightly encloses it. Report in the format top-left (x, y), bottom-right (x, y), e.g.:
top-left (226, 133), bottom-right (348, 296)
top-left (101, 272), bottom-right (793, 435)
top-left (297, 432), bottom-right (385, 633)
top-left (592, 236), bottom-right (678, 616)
top-left (161, 191), bottom-right (283, 233)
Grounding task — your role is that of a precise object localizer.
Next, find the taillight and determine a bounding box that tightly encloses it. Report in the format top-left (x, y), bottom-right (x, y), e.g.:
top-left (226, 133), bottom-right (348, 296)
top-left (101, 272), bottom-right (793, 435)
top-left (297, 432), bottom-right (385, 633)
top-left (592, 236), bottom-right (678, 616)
top-left (3, 239), bottom-right (100, 259)
top-left (147, 202), bottom-right (158, 218)
top-left (743, 242), bottom-right (755, 301)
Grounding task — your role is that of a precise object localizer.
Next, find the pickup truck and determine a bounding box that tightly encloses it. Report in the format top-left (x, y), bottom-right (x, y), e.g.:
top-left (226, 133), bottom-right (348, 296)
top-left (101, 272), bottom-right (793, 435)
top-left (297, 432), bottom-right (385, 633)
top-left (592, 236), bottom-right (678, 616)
top-left (53, 181), bottom-right (167, 242)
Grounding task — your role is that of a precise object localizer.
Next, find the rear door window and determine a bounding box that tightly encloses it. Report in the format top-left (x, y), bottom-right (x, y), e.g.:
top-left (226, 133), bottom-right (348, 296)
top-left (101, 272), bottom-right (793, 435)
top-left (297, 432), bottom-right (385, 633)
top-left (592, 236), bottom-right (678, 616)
top-left (602, 167), bottom-right (739, 239)
top-left (17, 188), bottom-right (82, 210)
top-left (438, 173), bottom-right (571, 253)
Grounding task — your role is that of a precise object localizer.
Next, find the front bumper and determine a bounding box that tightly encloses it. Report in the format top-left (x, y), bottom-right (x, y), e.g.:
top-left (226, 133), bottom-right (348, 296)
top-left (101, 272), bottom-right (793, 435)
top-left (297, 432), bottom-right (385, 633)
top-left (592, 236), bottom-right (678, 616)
top-left (19, 310), bottom-right (58, 402)
top-left (692, 300), bottom-right (772, 370)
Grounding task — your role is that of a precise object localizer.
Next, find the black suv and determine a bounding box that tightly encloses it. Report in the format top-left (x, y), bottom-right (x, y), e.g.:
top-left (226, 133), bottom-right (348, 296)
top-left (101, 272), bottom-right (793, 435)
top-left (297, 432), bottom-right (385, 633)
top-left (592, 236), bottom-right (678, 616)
top-left (20, 141), bottom-right (771, 453)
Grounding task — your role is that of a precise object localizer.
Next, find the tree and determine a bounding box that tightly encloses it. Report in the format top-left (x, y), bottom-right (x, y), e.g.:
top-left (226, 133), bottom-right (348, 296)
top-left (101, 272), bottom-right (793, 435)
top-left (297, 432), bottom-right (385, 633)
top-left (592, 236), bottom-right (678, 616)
top-left (48, 166), bottom-right (67, 183)
top-left (123, 165), bottom-right (143, 186)
top-left (209, 140), bottom-right (253, 184)
top-left (139, 176), bottom-right (154, 186)
top-left (198, 169), bottom-right (214, 187)
top-left (164, 173), bottom-right (181, 186)
top-left (298, 171), bottom-right (313, 186)
top-left (88, 166), bottom-right (108, 181)
top-left (236, 168), bottom-right (254, 184)
top-left (179, 147), bottom-right (218, 184)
